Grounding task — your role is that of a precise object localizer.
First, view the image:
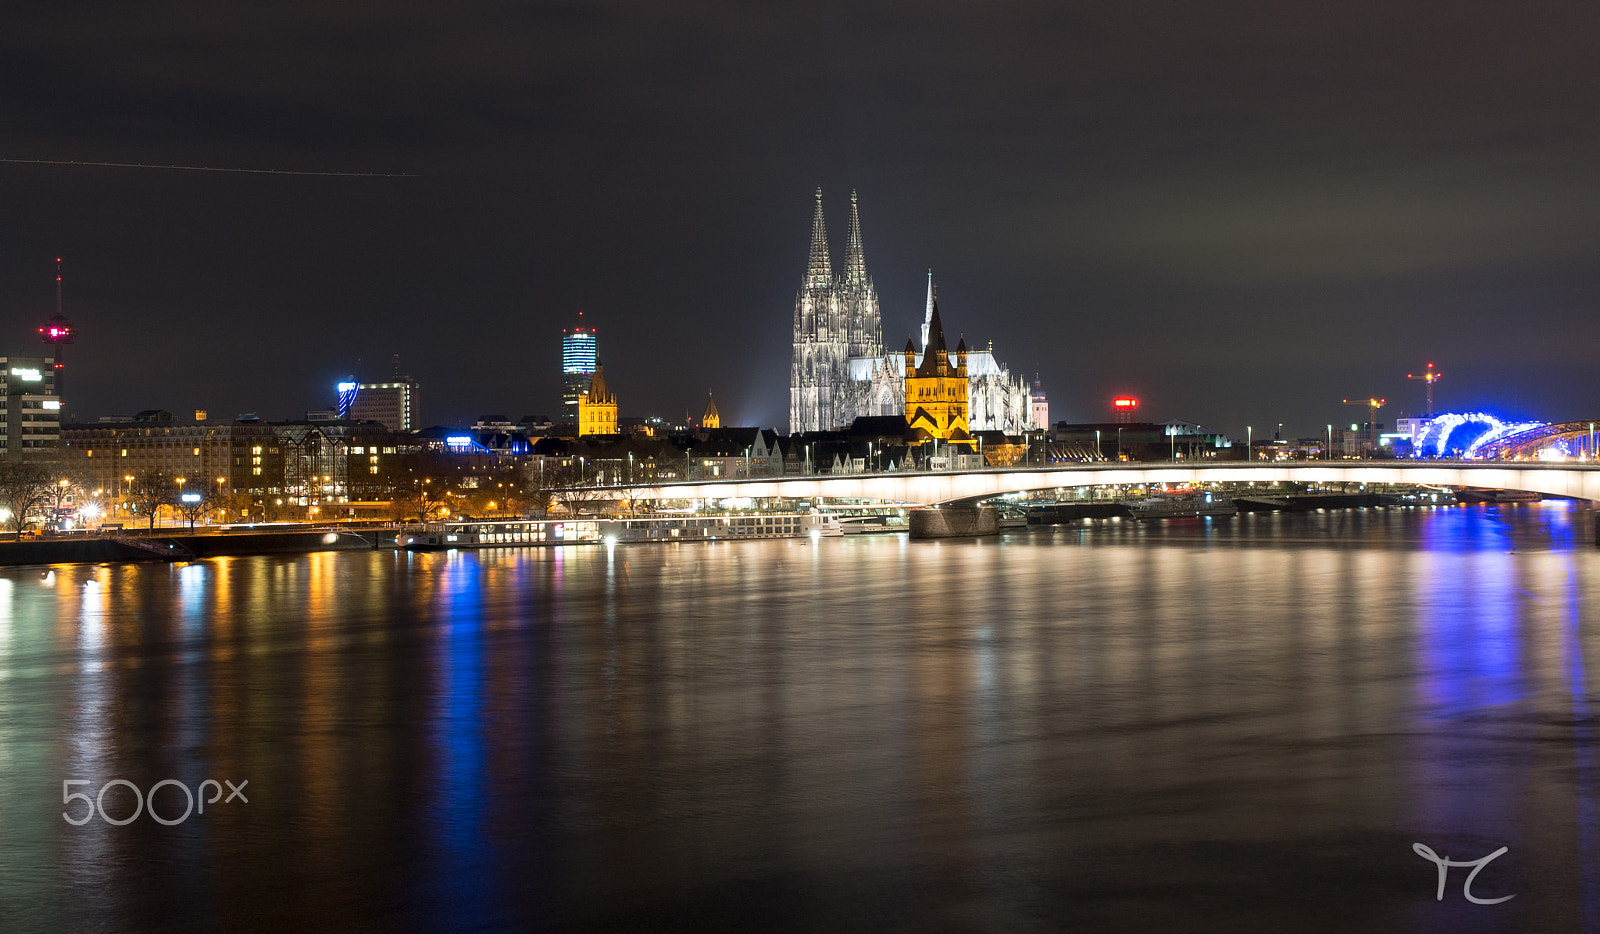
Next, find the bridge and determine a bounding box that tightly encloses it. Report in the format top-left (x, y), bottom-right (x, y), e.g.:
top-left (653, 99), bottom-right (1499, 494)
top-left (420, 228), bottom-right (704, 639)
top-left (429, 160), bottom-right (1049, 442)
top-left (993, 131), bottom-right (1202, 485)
top-left (617, 462), bottom-right (1600, 506)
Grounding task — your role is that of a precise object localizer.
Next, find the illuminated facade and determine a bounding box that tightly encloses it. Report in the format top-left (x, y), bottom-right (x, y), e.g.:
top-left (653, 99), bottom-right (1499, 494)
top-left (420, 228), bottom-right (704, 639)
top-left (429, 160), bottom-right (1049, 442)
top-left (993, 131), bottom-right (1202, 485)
top-left (336, 380), bottom-right (360, 418)
top-left (903, 303), bottom-right (973, 449)
top-left (346, 379), bottom-right (418, 431)
top-left (787, 190), bottom-right (1028, 433)
top-left (0, 356), bottom-right (61, 456)
top-left (578, 363), bottom-right (618, 436)
top-left (790, 189), bottom-right (887, 433)
top-left (562, 314), bottom-right (598, 422)
top-left (702, 393), bottom-right (720, 430)
top-left (1030, 376), bottom-right (1048, 430)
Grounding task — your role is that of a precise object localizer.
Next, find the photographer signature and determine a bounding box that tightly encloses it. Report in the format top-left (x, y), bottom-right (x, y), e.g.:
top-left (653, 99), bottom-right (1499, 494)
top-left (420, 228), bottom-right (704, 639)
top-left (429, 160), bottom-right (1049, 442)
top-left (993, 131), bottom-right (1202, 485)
top-left (1412, 843), bottom-right (1515, 905)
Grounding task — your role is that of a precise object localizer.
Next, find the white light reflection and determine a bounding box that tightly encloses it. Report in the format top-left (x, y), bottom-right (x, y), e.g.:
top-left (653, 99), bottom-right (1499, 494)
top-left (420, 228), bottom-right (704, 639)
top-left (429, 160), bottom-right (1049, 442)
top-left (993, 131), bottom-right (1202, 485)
top-left (0, 578), bottom-right (12, 656)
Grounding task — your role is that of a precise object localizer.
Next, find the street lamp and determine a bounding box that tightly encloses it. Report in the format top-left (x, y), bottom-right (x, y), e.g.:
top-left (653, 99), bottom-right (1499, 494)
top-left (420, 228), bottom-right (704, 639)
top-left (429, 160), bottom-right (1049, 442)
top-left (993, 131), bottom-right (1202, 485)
top-left (1326, 425), bottom-right (1333, 461)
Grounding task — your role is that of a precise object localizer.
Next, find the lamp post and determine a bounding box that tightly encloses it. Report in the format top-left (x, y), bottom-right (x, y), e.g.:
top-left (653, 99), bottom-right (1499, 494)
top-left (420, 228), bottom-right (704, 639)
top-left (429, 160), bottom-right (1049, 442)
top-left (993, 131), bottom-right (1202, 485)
top-left (1095, 429), bottom-right (1101, 461)
top-left (1117, 427), bottom-right (1123, 461)
top-left (1326, 425), bottom-right (1333, 461)
top-left (1247, 425), bottom-right (1252, 462)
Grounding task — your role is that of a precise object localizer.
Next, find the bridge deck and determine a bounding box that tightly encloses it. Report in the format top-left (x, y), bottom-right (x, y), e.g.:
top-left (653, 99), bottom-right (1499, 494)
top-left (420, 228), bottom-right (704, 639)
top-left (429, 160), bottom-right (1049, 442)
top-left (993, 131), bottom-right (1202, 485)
top-left (609, 462), bottom-right (1600, 506)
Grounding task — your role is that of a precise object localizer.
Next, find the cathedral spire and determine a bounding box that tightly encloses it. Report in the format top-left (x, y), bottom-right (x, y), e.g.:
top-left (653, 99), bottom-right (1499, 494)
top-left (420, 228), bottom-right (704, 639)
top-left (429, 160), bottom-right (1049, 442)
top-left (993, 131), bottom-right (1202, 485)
top-left (805, 187), bottom-right (832, 289)
top-left (920, 270), bottom-right (935, 351)
top-left (842, 190), bottom-right (867, 290)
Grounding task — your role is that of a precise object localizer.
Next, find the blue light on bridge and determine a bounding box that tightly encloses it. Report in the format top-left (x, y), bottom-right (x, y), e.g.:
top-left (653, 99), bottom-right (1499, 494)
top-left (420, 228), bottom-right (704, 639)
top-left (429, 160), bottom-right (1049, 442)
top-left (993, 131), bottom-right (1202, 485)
top-left (1414, 412), bottom-right (1545, 458)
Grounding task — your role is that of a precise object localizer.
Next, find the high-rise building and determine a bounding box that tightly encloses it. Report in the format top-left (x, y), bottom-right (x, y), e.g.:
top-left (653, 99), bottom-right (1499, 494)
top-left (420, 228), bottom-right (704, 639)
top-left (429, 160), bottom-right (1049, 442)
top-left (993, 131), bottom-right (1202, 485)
top-left (345, 379), bottom-right (418, 431)
top-left (578, 363), bottom-right (618, 436)
top-left (788, 191), bottom-right (1029, 434)
top-left (903, 303), bottom-right (973, 449)
top-left (1030, 376), bottom-right (1049, 430)
top-left (562, 313), bottom-right (597, 423)
top-left (0, 356), bottom-right (61, 456)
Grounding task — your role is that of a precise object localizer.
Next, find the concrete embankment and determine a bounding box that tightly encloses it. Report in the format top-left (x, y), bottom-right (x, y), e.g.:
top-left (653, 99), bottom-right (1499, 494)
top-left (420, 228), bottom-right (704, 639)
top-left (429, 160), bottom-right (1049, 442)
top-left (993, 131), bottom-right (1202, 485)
top-left (909, 505), bottom-right (999, 539)
top-left (0, 528), bottom-right (393, 568)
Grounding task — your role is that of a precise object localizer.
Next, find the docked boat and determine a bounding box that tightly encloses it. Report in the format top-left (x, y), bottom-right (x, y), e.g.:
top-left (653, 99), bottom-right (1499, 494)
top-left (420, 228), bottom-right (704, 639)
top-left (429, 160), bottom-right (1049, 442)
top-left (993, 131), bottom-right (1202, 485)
top-left (1120, 492), bottom-right (1238, 520)
top-left (596, 512), bottom-right (843, 544)
top-left (402, 518), bottom-right (600, 549)
top-left (838, 515), bottom-right (908, 534)
top-left (1456, 488), bottom-right (1542, 503)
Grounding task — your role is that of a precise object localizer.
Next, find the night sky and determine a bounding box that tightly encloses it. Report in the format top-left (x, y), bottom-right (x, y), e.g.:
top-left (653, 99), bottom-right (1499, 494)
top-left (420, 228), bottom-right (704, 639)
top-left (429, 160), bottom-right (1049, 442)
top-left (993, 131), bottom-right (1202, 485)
top-left (3, 2), bottom-right (1597, 437)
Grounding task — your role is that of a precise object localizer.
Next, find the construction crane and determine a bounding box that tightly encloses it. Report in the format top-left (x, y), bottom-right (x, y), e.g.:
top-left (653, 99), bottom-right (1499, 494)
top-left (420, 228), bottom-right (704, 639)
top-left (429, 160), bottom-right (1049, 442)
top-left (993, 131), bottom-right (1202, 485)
top-left (1407, 363), bottom-right (1442, 417)
top-left (1341, 397), bottom-right (1387, 430)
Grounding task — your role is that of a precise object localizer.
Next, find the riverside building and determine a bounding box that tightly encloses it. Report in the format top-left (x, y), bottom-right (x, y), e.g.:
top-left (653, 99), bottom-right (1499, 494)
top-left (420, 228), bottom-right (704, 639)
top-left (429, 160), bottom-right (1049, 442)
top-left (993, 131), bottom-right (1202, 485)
top-left (0, 356), bottom-right (61, 456)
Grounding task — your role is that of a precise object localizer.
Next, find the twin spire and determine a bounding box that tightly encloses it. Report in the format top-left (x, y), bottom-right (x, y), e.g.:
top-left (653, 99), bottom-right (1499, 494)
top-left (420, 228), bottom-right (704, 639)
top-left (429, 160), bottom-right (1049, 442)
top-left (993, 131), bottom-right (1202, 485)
top-left (804, 187), bottom-right (869, 291)
top-left (806, 187), bottom-right (831, 288)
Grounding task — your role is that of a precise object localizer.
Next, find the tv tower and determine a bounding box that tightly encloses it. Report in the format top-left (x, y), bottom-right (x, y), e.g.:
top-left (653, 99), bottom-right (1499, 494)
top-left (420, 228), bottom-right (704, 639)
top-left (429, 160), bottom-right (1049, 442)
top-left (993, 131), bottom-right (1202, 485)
top-left (38, 257), bottom-right (76, 410)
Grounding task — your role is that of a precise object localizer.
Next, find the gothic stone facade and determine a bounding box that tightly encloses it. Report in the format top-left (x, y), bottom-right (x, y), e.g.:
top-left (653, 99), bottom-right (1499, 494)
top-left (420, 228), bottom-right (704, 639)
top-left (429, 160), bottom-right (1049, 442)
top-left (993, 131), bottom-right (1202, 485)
top-left (789, 191), bottom-right (1031, 434)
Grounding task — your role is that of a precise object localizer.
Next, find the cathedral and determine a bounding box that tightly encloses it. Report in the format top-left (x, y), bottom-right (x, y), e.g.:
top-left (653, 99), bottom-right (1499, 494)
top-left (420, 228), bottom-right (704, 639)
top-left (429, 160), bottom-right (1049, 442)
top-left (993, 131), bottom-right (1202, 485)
top-left (788, 189), bottom-right (1031, 435)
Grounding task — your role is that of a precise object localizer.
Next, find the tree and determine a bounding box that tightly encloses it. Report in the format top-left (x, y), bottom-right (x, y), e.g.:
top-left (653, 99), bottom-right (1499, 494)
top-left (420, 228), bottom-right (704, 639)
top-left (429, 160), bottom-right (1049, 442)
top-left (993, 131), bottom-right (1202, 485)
top-left (0, 458), bottom-right (54, 540)
top-left (544, 460), bottom-right (609, 516)
top-left (127, 470), bottom-right (178, 531)
top-left (390, 478), bottom-right (451, 524)
top-left (174, 486), bottom-right (218, 531)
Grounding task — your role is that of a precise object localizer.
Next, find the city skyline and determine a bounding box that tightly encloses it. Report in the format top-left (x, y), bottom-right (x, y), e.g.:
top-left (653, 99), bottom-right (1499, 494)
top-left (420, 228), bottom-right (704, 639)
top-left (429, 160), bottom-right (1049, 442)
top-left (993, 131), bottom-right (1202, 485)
top-left (2, 3), bottom-right (1597, 437)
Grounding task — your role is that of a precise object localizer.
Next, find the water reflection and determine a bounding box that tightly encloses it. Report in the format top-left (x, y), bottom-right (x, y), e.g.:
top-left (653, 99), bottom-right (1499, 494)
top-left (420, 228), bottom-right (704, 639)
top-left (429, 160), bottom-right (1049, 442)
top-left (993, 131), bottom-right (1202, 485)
top-left (0, 507), bottom-right (1595, 930)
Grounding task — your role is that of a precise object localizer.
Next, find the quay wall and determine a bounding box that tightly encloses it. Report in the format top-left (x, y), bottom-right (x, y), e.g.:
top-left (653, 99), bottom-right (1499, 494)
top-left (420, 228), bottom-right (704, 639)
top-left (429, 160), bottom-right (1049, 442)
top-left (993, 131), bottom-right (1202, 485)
top-left (0, 529), bottom-right (389, 568)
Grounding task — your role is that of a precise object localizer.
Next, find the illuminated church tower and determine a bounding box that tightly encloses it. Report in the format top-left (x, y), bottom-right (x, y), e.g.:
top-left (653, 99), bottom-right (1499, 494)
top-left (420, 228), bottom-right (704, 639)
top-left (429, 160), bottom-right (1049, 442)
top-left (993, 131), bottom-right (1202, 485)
top-left (702, 392), bottom-right (720, 429)
top-left (790, 189), bottom-right (885, 433)
top-left (903, 301), bottom-right (972, 449)
top-left (578, 362), bottom-right (618, 436)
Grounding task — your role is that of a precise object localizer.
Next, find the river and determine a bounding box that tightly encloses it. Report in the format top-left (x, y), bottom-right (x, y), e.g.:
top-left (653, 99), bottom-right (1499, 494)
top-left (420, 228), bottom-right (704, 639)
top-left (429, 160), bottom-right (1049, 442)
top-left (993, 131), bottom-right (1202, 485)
top-left (1, 502), bottom-right (1597, 931)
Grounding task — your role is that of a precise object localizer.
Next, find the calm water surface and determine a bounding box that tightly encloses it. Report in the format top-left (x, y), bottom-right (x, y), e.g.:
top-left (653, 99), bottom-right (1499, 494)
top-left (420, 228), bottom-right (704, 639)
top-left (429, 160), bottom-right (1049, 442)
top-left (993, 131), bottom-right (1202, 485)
top-left (1, 504), bottom-right (1598, 932)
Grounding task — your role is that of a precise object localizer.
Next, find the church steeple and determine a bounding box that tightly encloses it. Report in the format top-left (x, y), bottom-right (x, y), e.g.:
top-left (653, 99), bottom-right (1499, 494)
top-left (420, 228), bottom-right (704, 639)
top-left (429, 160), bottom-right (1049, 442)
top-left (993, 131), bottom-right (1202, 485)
top-left (842, 190), bottom-right (867, 290)
top-left (924, 300), bottom-right (947, 369)
top-left (920, 270), bottom-right (935, 351)
top-left (804, 187), bottom-right (832, 289)
top-left (578, 362), bottom-right (618, 436)
top-left (702, 391), bottom-right (720, 429)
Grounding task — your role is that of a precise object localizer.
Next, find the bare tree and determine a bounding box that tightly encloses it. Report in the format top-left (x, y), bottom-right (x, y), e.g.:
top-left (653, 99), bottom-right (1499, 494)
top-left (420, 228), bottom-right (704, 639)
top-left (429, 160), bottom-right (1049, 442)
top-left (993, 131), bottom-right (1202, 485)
top-left (0, 459), bottom-right (54, 540)
top-left (390, 478), bottom-right (451, 524)
top-left (127, 470), bottom-right (178, 531)
top-left (545, 461), bottom-right (609, 517)
top-left (174, 487), bottom-right (218, 531)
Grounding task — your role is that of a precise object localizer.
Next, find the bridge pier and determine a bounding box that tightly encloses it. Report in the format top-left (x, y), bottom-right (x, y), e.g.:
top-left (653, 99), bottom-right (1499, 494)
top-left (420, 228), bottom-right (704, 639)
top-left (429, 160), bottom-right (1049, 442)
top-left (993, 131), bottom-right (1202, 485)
top-left (909, 505), bottom-right (998, 539)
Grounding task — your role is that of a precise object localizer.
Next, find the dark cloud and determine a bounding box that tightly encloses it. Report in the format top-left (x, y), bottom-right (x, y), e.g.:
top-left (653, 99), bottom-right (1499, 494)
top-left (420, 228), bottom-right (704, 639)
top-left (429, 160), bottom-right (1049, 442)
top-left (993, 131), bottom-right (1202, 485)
top-left (1, 1), bottom-right (1596, 436)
